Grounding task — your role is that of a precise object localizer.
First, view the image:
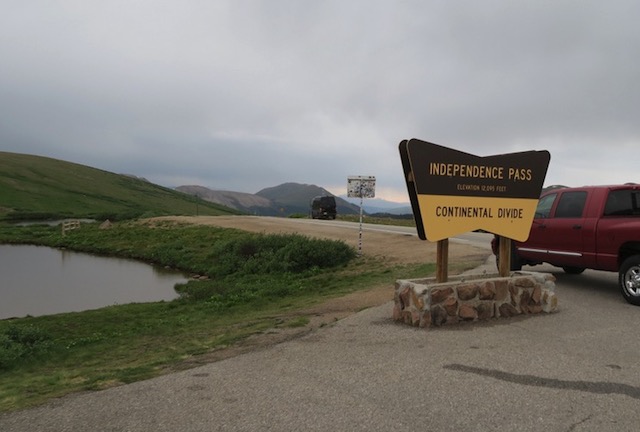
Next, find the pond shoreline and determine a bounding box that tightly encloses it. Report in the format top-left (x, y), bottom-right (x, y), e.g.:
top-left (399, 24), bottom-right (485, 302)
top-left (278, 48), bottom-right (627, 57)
top-left (0, 244), bottom-right (187, 320)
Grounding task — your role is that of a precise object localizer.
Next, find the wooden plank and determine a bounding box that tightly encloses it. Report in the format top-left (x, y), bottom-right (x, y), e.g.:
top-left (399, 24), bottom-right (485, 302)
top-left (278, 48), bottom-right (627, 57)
top-left (61, 220), bottom-right (80, 236)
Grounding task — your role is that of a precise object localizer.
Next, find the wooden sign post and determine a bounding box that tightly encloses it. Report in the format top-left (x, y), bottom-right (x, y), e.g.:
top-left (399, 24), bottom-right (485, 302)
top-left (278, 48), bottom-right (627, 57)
top-left (436, 239), bottom-right (449, 283)
top-left (498, 236), bottom-right (511, 278)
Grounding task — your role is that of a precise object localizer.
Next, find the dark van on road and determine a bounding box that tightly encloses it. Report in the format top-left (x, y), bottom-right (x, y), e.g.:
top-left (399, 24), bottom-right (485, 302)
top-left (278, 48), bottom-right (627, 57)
top-left (310, 196), bottom-right (337, 219)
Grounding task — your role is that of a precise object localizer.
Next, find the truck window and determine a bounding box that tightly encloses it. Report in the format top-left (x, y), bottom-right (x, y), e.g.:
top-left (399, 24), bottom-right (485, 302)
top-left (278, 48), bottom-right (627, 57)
top-left (604, 190), bottom-right (640, 216)
top-left (535, 193), bottom-right (556, 218)
top-left (554, 191), bottom-right (587, 218)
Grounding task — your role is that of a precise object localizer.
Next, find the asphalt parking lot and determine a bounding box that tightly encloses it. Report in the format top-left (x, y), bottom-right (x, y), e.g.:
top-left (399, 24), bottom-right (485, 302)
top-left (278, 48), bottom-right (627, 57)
top-left (2, 259), bottom-right (639, 432)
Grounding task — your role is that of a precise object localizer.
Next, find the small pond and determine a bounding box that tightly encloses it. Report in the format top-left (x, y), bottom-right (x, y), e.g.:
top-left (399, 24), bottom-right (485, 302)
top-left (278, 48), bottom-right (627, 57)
top-left (0, 245), bottom-right (189, 320)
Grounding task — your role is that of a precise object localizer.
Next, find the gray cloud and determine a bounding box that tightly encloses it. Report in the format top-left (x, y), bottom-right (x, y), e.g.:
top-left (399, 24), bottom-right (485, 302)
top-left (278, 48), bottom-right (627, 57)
top-left (1, 1), bottom-right (639, 201)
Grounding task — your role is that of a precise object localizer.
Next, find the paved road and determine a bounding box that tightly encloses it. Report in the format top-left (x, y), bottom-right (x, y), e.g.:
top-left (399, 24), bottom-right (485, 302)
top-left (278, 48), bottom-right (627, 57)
top-left (288, 218), bottom-right (494, 250)
top-left (2, 258), bottom-right (639, 431)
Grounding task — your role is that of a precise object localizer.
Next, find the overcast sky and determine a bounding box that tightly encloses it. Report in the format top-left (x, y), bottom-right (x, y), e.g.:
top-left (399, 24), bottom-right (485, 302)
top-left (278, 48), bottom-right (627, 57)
top-left (1, 1), bottom-right (639, 202)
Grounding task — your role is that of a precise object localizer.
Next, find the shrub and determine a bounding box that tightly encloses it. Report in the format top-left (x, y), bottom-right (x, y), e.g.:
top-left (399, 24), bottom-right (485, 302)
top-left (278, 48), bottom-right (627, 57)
top-left (207, 233), bottom-right (356, 276)
top-left (0, 334), bottom-right (23, 370)
top-left (0, 324), bottom-right (54, 371)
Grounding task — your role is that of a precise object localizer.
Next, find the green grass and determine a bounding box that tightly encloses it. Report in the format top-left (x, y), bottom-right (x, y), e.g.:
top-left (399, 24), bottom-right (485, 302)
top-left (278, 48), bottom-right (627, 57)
top-left (0, 152), bottom-right (239, 221)
top-left (0, 221), bottom-right (458, 412)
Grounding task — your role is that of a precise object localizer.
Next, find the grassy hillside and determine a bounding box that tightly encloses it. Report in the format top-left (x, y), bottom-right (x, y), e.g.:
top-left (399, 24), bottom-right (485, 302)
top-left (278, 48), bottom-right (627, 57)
top-left (0, 152), bottom-right (240, 221)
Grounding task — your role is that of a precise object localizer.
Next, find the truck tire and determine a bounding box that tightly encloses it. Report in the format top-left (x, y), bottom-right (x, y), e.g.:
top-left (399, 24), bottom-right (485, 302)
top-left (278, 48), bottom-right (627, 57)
top-left (562, 266), bottom-right (585, 274)
top-left (619, 255), bottom-right (640, 306)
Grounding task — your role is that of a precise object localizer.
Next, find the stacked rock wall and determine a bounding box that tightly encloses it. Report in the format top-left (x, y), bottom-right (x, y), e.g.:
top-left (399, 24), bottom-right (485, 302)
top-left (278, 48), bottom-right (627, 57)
top-left (393, 272), bottom-right (557, 329)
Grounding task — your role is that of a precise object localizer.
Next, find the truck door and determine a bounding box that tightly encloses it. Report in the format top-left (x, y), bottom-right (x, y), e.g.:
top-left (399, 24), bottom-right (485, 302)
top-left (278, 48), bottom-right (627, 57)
top-left (540, 190), bottom-right (588, 267)
top-left (518, 192), bottom-right (557, 262)
top-left (595, 188), bottom-right (640, 270)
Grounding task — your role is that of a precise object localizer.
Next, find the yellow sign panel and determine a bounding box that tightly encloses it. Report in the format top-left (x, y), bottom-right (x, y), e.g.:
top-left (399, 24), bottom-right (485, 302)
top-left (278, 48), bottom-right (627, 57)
top-left (399, 139), bottom-right (550, 242)
top-left (417, 195), bottom-right (539, 242)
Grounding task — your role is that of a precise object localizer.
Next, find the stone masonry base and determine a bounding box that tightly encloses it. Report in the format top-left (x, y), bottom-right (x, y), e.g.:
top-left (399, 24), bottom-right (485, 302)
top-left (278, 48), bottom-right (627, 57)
top-left (393, 272), bottom-right (558, 329)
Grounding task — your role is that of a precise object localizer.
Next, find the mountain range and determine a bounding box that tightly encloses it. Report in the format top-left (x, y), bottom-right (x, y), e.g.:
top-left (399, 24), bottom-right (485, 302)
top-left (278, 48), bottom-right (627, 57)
top-left (0, 151), bottom-right (412, 220)
top-left (176, 183), bottom-right (412, 217)
top-left (1, 152), bottom-right (567, 222)
top-left (340, 197), bottom-right (412, 215)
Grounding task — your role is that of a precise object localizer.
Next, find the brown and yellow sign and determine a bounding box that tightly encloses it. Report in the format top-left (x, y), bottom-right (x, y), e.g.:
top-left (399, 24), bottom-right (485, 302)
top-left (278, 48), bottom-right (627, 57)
top-left (399, 139), bottom-right (550, 242)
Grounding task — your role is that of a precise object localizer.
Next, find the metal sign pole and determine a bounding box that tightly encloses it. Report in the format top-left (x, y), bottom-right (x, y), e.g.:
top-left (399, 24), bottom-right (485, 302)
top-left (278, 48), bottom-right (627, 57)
top-left (347, 175), bottom-right (376, 258)
top-left (358, 193), bottom-right (364, 256)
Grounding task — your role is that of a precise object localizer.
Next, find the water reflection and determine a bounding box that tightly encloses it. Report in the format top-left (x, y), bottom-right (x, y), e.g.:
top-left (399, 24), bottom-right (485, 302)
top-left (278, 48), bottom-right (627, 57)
top-left (0, 245), bottom-right (188, 319)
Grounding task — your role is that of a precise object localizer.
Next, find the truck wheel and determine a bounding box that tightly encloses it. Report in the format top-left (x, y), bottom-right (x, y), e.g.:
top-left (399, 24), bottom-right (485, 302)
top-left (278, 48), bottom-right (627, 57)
top-left (619, 255), bottom-right (640, 306)
top-left (562, 266), bottom-right (585, 274)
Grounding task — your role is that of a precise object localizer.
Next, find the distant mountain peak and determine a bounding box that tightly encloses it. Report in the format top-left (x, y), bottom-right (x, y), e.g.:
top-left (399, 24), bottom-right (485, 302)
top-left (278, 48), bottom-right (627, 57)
top-left (178, 182), bottom-right (360, 217)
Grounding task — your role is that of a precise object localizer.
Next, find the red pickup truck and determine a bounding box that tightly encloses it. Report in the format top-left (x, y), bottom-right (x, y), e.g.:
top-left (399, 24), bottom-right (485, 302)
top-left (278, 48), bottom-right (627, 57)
top-left (492, 184), bottom-right (640, 305)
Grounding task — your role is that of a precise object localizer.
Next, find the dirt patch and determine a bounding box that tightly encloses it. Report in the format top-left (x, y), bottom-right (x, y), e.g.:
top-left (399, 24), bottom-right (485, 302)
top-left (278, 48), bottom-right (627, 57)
top-left (148, 216), bottom-right (490, 368)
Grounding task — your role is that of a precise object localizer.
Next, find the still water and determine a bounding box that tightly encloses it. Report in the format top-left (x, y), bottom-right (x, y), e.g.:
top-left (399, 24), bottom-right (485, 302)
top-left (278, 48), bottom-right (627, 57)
top-left (0, 245), bottom-right (188, 320)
